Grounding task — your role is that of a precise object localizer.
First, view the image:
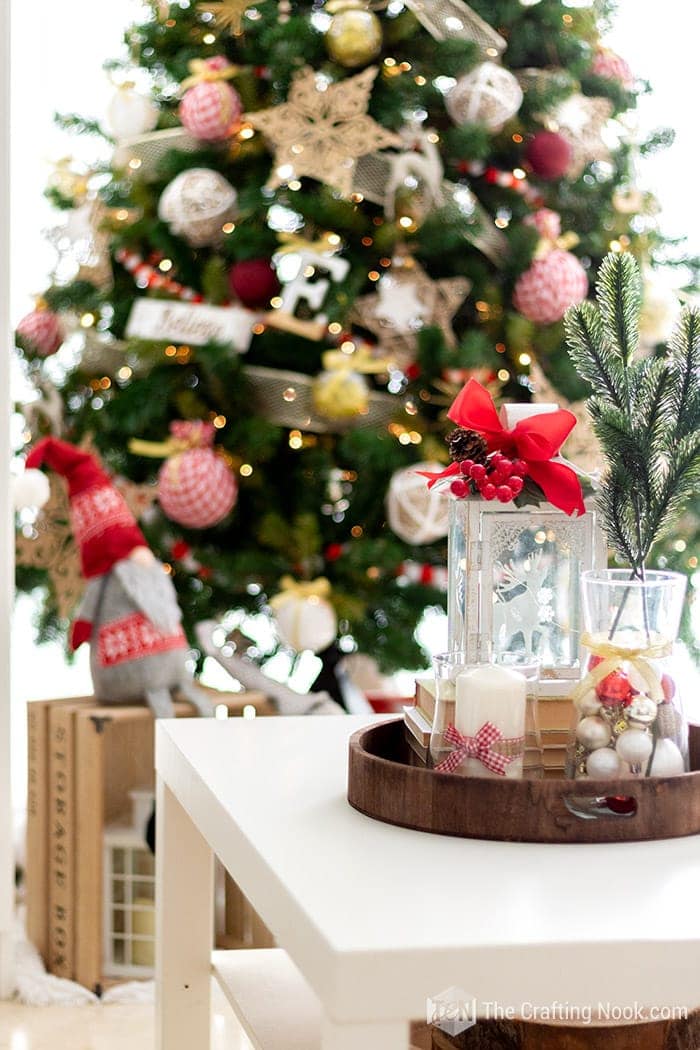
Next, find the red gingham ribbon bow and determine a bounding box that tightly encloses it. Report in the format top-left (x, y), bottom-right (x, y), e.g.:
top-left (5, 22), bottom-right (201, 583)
top-left (435, 722), bottom-right (523, 776)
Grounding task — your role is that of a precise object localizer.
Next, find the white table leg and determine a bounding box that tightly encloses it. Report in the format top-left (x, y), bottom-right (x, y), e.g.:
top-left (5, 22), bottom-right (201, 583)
top-left (321, 1016), bottom-right (410, 1050)
top-left (156, 776), bottom-right (214, 1050)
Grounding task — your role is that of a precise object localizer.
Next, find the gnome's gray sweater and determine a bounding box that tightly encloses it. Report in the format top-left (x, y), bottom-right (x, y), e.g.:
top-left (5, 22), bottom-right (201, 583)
top-left (74, 559), bottom-right (212, 717)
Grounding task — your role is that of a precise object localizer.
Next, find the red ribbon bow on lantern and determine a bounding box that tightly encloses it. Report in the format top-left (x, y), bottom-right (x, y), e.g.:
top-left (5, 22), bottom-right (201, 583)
top-left (422, 379), bottom-right (585, 516)
top-left (435, 722), bottom-right (523, 776)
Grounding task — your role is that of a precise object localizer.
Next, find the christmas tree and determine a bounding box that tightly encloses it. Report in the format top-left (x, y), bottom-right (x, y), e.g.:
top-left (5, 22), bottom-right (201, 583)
top-left (15, 0), bottom-right (698, 693)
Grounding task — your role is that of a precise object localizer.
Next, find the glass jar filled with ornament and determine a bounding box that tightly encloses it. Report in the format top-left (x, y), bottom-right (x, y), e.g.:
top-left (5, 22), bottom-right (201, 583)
top-left (566, 571), bottom-right (688, 780)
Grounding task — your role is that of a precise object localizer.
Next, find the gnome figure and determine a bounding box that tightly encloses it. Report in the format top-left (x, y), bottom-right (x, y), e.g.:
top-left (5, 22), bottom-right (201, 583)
top-left (25, 438), bottom-right (213, 718)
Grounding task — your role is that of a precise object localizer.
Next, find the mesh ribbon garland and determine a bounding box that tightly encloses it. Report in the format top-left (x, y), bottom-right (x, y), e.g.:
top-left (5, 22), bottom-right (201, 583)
top-left (404, 0), bottom-right (506, 51)
top-left (243, 365), bottom-right (398, 434)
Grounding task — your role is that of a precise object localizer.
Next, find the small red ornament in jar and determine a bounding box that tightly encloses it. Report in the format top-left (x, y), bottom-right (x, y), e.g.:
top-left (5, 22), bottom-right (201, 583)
top-left (595, 669), bottom-right (633, 707)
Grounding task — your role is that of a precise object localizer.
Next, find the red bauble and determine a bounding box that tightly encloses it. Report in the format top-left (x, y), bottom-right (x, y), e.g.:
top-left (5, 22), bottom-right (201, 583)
top-left (157, 421), bottom-right (237, 529)
top-left (525, 131), bottom-right (573, 181)
top-left (16, 307), bottom-right (64, 357)
top-left (595, 670), bottom-right (633, 707)
top-left (228, 259), bottom-right (280, 308)
top-left (513, 250), bottom-right (588, 325)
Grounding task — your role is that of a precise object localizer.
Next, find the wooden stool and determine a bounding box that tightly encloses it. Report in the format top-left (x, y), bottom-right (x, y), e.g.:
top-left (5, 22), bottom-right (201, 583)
top-left (431, 1013), bottom-right (700, 1049)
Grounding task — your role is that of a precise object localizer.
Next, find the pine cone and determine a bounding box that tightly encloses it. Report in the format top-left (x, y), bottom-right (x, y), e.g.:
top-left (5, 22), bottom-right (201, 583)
top-left (447, 427), bottom-right (488, 464)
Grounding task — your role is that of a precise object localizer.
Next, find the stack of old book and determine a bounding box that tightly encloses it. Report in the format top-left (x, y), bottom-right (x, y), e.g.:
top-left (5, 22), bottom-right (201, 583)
top-left (403, 674), bottom-right (572, 775)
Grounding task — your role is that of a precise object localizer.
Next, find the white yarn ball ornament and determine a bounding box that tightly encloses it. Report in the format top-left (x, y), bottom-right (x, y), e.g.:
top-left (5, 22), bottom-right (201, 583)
top-left (446, 62), bottom-right (523, 132)
top-left (274, 595), bottom-right (338, 654)
top-left (158, 168), bottom-right (239, 248)
top-left (386, 463), bottom-right (449, 545)
top-left (106, 84), bottom-right (159, 140)
top-left (13, 469), bottom-right (51, 510)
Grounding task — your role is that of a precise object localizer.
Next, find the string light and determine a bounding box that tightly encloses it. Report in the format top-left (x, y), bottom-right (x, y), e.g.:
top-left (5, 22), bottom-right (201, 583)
top-left (283, 387), bottom-right (297, 402)
top-left (80, 313), bottom-right (95, 328)
top-left (361, 236), bottom-right (373, 247)
top-left (202, 32), bottom-right (216, 43)
top-left (213, 414), bottom-right (227, 428)
top-left (328, 322), bottom-right (342, 335)
top-left (498, 368), bottom-right (510, 381)
top-left (289, 430), bottom-right (303, 449)
top-left (222, 222), bottom-right (235, 234)
top-left (368, 270), bottom-right (380, 281)
top-left (240, 463), bottom-right (253, 477)
top-left (519, 352), bottom-right (532, 366)
top-left (351, 525), bottom-right (363, 537)
top-left (158, 258), bottom-right (173, 272)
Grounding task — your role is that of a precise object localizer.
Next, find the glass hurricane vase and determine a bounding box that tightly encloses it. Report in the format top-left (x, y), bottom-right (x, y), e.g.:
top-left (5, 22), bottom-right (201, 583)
top-left (566, 570), bottom-right (688, 780)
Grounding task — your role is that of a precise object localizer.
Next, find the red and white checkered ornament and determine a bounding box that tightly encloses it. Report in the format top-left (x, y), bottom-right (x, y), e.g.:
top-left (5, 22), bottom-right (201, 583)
top-left (16, 306), bottom-right (64, 357)
top-left (179, 57), bottom-right (242, 142)
top-left (591, 47), bottom-right (634, 89)
top-left (513, 249), bottom-right (588, 325)
top-left (157, 421), bottom-right (237, 529)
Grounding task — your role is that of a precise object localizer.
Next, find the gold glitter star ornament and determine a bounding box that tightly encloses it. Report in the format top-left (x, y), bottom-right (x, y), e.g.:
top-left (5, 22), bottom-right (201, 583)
top-left (247, 66), bottom-right (401, 197)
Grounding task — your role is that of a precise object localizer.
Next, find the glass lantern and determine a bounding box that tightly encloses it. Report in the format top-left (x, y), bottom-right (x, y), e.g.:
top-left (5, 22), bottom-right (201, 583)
top-left (447, 495), bottom-right (607, 684)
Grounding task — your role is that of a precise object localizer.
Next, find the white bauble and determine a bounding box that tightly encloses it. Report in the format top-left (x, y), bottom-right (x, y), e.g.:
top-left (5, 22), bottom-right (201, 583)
top-left (615, 728), bottom-right (653, 766)
top-left (575, 715), bottom-right (611, 750)
top-left (446, 62), bottom-right (523, 132)
top-left (158, 168), bottom-right (239, 248)
top-left (585, 747), bottom-right (622, 779)
top-left (386, 463), bottom-right (449, 545)
top-left (577, 689), bottom-right (601, 716)
top-left (649, 738), bottom-right (685, 777)
top-left (274, 595), bottom-right (338, 654)
top-left (13, 469), bottom-right (50, 510)
top-left (106, 84), bottom-right (159, 140)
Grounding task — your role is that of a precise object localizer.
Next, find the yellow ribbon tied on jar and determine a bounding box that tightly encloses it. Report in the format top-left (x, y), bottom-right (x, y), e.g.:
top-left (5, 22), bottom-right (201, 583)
top-left (571, 631), bottom-right (673, 707)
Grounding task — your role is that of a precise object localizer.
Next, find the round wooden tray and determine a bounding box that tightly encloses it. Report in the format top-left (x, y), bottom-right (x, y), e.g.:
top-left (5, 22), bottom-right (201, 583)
top-left (347, 719), bottom-right (700, 844)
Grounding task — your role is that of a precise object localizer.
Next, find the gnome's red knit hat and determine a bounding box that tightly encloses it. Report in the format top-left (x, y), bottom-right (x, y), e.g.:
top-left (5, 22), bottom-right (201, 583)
top-left (26, 438), bottom-right (147, 579)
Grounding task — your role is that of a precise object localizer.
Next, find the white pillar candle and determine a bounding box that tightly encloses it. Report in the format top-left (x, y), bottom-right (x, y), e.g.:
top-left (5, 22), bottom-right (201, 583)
top-left (454, 665), bottom-right (527, 778)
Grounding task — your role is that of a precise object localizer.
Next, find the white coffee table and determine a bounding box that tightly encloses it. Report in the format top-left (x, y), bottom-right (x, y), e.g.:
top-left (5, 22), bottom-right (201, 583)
top-left (155, 715), bottom-right (700, 1050)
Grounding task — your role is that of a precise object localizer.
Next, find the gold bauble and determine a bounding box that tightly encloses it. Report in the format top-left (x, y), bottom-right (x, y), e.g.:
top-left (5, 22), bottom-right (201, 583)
top-left (312, 369), bottom-right (369, 420)
top-left (325, 1), bottom-right (382, 69)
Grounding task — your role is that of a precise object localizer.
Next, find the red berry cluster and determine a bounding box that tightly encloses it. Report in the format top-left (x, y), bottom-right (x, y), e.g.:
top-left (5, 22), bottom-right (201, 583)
top-left (450, 453), bottom-right (527, 504)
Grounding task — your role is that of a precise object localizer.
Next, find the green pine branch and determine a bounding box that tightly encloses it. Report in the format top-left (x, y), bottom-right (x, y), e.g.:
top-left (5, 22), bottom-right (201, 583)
top-left (565, 251), bottom-right (700, 576)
